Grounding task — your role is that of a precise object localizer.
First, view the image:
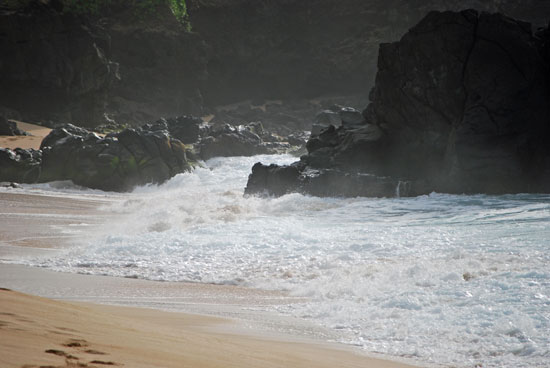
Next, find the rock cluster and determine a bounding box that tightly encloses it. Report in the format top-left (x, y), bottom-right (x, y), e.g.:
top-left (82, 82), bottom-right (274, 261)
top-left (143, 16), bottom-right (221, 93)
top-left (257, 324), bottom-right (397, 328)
top-left (0, 123), bottom-right (192, 192)
top-left (0, 115), bottom-right (305, 191)
top-left (246, 11), bottom-right (550, 197)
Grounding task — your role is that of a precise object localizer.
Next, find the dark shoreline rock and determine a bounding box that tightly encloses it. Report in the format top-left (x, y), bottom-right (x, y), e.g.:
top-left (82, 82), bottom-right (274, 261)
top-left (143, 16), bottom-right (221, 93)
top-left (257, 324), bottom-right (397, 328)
top-left (0, 148), bottom-right (42, 184)
top-left (1, 122), bottom-right (194, 192)
top-left (245, 10), bottom-right (550, 198)
top-left (0, 117), bottom-right (28, 136)
top-left (40, 124), bottom-right (193, 191)
top-left (0, 114), bottom-right (305, 192)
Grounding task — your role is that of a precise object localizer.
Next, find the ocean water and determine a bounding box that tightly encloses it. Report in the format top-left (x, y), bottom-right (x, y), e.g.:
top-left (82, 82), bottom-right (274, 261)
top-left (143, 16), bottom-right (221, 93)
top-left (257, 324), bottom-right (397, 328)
top-left (4, 154), bottom-right (550, 368)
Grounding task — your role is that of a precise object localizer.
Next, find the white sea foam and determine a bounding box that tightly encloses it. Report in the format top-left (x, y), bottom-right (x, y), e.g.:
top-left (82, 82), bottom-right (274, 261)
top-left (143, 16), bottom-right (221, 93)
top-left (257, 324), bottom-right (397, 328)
top-left (4, 154), bottom-right (550, 368)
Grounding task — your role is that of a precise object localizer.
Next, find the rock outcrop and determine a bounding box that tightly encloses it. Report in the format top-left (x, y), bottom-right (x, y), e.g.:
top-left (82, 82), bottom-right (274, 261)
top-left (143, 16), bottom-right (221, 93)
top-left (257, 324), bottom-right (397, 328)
top-left (40, 123), bottom-right (193, 191)
top-left (0, 147), bottom-right (41, 183)
top-left (0, 123), bottom-right (193, 192)
top-left (102, 4), bottom-right (207, 125)
top-left (246, 11), bottom-right (550, 197)
top-left (0, 113), bottom-right (306, 191)
top-left (199, 123), bottom-right (295, 160)
top-left (188, 0), bottom-right (550, 106)
top-left (3, 1), bottom-right (550, 128)
top-left (0, 1), bottom-right (205, 128)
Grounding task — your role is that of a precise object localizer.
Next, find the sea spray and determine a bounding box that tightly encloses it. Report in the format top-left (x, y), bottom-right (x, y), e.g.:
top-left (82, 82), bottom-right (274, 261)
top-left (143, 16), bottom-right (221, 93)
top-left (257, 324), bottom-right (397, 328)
top-left (3, 154), bottom-right (550, 368)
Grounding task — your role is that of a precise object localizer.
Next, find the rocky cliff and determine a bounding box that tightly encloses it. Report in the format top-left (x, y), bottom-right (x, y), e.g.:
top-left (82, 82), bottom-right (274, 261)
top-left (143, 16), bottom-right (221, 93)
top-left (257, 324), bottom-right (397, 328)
top-left (245, 10), bottom-right (550, 197)
top-left (188, 0), bottom-right (550, 106)
top-left (2, 0), bottom-right (549, 127)
top-left (0, 1), bottom-right (206, 127)
top-left (0, 1), bottom-right (118, 125)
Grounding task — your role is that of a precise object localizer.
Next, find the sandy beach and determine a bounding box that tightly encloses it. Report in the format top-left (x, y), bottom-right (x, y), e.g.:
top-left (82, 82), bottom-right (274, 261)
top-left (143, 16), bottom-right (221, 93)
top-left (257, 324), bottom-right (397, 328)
top-left (0, 156), bottom-right (420, 368)
top-left (0, 121), bottom-right (51, 150)
top-left (0, 286), bottom-right (419, 368)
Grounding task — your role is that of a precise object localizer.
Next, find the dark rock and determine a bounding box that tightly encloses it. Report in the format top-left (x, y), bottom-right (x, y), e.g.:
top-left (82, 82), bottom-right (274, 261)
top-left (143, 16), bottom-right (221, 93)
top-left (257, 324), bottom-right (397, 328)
top-left (339, 107), bottom-right (365, 127)
top-left (312, 110), bottom-right (340, 136)
top-left (365, 10), bottom-right (550, 194)
top-left (0, 148), bottom-right (42, 183)
top-left (0, 117), bottom-right (27, 136)
top-left (39, 124), bottom-right (192, 191)
top-left (245, 162), bottom-right (404, 198)
top-left (164, 115), bottom-right (206, 144)
top-left (245, 162), bottom-right (302, 196)
top-left (198, 121), bottom-right (303, 160)
top-left (199, 124), bottom-right (266, 160)
top-left (0, 182), bottom-right (23, 189)
top-left (0, 4), bottom-right (118, 127)
top-left (188, 0), bottom-right (550, 106)
top-left (286, 131), bottom-right (310, 147)
top-left (103, 3), bottom-right (207, 125)
top-left (245, 11), bottom-right (550, 198)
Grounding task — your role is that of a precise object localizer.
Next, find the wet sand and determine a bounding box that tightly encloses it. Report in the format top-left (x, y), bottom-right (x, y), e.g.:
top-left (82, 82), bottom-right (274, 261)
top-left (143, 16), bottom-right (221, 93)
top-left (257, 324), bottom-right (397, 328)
top-left (0, 287), bottom-right (418, 368)
top-left (0, 121), bottom-right (51, 150)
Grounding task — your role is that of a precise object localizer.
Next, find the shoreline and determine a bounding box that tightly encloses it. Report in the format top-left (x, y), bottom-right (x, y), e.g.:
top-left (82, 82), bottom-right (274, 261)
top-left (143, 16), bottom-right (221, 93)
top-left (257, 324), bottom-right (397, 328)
top-left (0, 190), bottom-right (422, 368)
top-left (0, 286), bottom-right (418, 368)
top-left (0, 264), bottom-right (420, 368)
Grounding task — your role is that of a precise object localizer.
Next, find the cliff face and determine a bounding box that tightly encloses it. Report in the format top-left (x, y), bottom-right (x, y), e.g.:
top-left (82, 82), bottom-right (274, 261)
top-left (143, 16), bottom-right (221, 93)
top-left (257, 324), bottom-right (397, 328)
top-left (1, 0), bottom-right (549, 127)
top-left (245, 10), bottom-right (550, 197)
top-left (102, 5), bottom-right (208, 125)
top-left (0, 3), bottom-right (118, 125)
top-left (0, 2), bottom-right (207, 127)
top-left (365, 10), bottom-right (550, 194)
top-left (188, 0), bottom-right (550, 106)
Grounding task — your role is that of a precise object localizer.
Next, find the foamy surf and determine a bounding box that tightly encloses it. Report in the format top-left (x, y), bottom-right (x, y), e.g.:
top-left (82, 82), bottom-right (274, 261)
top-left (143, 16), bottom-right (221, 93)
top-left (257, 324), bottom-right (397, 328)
top-left (2, 154), bottom-right (549, 368)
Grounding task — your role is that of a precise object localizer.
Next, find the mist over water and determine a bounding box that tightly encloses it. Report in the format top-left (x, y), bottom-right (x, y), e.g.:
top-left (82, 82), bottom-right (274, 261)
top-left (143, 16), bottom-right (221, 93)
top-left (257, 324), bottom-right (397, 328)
top-left (8, 154), bottom-right (550, 368)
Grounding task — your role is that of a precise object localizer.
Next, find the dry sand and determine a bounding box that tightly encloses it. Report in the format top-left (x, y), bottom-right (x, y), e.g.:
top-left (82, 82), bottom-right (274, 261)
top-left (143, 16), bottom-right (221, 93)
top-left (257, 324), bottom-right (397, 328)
top-left (0, 121), bottom-right (51, 150)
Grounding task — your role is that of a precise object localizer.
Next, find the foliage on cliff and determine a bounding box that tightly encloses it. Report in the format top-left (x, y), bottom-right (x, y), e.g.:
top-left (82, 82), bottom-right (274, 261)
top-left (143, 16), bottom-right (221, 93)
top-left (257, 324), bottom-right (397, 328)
top-left (2, 0), bottom-right (190, 29)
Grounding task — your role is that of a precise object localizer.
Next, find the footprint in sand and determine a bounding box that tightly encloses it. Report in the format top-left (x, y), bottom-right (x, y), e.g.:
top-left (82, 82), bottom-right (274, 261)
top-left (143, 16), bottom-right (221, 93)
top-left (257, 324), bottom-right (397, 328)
top-left (44, 349), bottom-right (79, 360)
top-left (63, 339), bottom-right (88, 348)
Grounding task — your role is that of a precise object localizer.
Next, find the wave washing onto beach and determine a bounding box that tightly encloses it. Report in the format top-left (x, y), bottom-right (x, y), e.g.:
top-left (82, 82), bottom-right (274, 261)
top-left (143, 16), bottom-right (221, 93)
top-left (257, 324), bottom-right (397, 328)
top-left (4, 154), bottom-right (550, 368)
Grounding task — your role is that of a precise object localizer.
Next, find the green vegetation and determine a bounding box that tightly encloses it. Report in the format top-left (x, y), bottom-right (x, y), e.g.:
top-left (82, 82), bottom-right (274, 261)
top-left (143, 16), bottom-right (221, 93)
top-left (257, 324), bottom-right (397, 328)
top-left (2, 0), bottom-right (191, 30)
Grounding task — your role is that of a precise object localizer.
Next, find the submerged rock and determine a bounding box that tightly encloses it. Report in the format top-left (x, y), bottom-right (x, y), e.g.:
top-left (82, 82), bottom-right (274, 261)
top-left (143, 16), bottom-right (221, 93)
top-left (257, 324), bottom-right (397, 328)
top-left (245, 162), bottom-right (405, 198)
top-left (246, 11), bottom-right (550, 198)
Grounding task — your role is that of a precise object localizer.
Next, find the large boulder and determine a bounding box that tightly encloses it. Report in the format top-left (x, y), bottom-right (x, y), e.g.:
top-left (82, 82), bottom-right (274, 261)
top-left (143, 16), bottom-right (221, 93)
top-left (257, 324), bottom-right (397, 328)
top-left (164, 115), bottom-right (206, 144)
top-left (245, 162), bottom-right (406, 198)
top-left (0, 148), bottom-right (42, 183)
top-left (246, 11), bottom-right (550, 197)
top-left (39, 123), bottom-right (192, 191)
top-left (102, 4), bottom-right (207, 125)
top-left (199, 124), bottom-right (268, 160)
top-left (365, 10), bottom-right (550, 194)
